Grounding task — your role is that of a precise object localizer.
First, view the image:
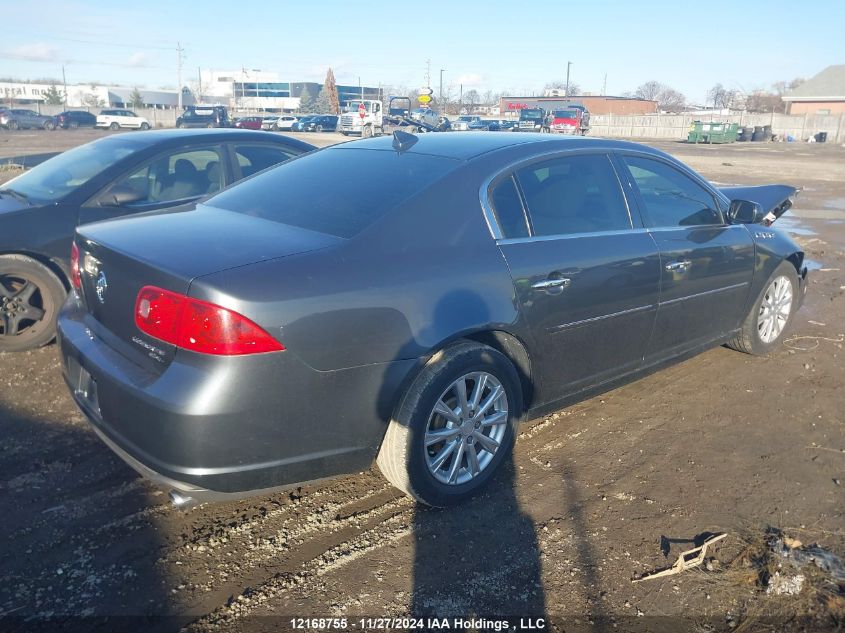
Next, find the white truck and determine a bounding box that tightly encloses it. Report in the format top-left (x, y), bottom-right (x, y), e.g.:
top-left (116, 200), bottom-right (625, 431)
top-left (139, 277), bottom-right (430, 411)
top-left (339, 100), bottom-right (384, 138)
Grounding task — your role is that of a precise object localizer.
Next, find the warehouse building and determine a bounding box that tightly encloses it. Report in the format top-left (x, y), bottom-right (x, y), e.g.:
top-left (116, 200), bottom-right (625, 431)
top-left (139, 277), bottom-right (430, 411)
top-left (499, 95), bottom-right (658, 116)
top-left (782, 65), bottom-right (845, 115)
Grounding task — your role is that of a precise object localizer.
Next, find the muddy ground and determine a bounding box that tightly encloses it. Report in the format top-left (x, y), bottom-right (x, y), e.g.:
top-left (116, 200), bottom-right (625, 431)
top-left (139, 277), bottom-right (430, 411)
top-left (1, 132), bottom-right (843, 632)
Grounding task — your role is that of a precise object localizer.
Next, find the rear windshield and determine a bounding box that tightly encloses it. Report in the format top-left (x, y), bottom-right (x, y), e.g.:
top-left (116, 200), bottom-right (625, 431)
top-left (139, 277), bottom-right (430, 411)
top-left (206, 148), bottom-right (456, 238)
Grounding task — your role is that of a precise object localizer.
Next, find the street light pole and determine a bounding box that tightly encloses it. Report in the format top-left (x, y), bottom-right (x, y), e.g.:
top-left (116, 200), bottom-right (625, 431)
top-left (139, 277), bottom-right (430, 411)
top-left (439, 68), bottom-right (445, 106)
top-left (564, 61), bottom-right (572, 97)
top-left (61, 64), bottom-right (68, 106)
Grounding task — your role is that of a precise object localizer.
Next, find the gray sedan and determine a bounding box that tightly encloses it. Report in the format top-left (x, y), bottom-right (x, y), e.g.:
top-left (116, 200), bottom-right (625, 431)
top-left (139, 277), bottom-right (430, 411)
top-left (58, 133), bottom-right (807, 507)
top-left (0, 108), bottom-right (55, 130)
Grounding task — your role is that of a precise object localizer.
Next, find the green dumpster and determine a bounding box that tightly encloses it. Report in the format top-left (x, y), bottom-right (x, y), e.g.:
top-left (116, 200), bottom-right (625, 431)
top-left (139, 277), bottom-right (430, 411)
top-left (688, 121), bottom-right (738, 144)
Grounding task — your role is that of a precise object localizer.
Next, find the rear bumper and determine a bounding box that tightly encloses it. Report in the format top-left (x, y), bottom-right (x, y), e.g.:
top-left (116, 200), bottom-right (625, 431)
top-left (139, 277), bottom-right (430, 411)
top-left (57, 293), bottom-right (416, 500)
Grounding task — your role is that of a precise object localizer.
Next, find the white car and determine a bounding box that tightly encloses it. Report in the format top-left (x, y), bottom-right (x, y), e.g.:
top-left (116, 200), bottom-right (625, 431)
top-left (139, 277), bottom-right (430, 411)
top-left (273, 115), bottom-right (298, 131)
top-left (95, 109), bottom-right (150, 131)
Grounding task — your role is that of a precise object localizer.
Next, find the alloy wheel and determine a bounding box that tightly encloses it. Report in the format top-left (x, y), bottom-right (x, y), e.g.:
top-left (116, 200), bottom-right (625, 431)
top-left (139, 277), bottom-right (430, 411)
top-left (0, 275), bottom-right (46, 338)
top-left (758, 275), bottom-right (792, 343)
top-left (424, 372), bottom-right (508, 485)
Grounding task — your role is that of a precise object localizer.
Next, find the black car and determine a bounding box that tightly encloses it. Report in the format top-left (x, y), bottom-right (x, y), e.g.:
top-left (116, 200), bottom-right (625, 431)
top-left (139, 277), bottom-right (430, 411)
top-left (176, 105), bottom-right (231, 129)
top-left (0, 129), bottom-right (314, 352)
top-left (54, 110), bottom-right (98, 129)
top-left (58, 133), bottom-right (806, 508)
top-left (304, 115), bottom-right (338, 132)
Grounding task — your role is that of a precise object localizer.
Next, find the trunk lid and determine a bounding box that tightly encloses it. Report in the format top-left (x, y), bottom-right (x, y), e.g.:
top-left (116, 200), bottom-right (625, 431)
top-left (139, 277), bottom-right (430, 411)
top-left (75, 204), bottom-right (342, 369)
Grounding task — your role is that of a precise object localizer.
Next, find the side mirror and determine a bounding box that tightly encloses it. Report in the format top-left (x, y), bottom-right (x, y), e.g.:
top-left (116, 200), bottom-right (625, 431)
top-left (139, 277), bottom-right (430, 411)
top-left (728, 199), bottom-right (765, 224)
top-left (98, 185), bottom-right (146, 207)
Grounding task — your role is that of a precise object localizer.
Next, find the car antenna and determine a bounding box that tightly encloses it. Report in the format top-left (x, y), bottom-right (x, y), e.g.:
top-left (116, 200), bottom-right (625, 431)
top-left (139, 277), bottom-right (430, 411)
top-left (392, 129), bottom-right (418, 152)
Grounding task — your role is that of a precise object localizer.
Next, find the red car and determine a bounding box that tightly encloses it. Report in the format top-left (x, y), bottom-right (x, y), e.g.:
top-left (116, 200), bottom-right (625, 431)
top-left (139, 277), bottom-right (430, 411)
top-left (233, 116), bottom-right (264, 130)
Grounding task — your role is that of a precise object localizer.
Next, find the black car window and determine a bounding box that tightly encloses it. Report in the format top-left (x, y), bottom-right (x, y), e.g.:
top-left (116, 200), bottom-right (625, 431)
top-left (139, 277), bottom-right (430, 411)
top-left (234, 144), bottom-right (300, 178)
top-left (489, 175), bottom-right (529, 238)
top-left (622, 155), bottom-right (722, 227)
top-left (515, 154), bottom-right (631, 236)
top-left (105, 147), bottom-right (224, 205)
top-left (207, 148), bottom-right (456, 238)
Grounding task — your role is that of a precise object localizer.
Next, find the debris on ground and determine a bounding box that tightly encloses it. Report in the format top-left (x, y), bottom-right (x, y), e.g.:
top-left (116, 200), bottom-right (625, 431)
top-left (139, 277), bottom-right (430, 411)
top-left (769, 530), bottom-right (845, 584)
top-left (633, 532), bottom-right (727, 582)
top-left (766, 571), bottom-right (805, 596)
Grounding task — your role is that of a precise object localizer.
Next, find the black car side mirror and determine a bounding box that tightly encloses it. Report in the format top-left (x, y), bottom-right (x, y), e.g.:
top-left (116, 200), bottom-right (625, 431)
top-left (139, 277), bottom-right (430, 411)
top-left (98, 185), bottom-right (146, 207)
top-left (728, 199), bottom-right (765, 224)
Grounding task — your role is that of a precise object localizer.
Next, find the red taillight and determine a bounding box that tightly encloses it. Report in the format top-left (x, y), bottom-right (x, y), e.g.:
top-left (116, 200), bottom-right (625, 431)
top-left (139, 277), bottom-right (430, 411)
top-left (70, 242), bottom-right (81, 289)
top-left (134, 286), bottom-right (284, 356)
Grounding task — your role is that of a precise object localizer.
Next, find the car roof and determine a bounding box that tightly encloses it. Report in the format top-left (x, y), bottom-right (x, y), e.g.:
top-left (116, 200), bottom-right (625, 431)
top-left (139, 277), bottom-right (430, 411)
top-left (88, 128), bottom-right (316, 151)
top-left (333, 132), bottom-right (665, 162)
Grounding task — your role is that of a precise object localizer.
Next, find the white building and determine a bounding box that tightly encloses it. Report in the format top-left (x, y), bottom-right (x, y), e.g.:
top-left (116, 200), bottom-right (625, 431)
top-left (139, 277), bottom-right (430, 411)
top-left (0, 80), bottom-right (189, 109)
top-left (199, 69), bottom-right (300, 111)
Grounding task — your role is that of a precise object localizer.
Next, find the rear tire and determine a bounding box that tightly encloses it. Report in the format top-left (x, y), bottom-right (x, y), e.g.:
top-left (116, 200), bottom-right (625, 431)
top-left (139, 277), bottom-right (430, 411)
top-left (9, 120), bottom-right (19, 130)
top-left (727, 261), bottom-right (799, 355)
top-left (140, 122), bottom-right (150, 130)
top-left (109, 122), bottom-right (119, 130)
top-left (69, 121), bottom-right (79, 130)
top-left (43, 121), bottom-right (55, 131)
top-left (377, 341), bottom-right (522, 507)
top-left (0, 254), bottom-right (67, 352)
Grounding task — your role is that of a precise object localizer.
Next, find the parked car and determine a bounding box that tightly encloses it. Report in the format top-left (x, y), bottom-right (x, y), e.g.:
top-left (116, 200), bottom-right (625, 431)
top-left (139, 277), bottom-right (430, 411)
top-left (272, 115), bottom-right (299, 131)
top-left (408, 108), bottom-right (441, 130)
top-left (260, 116), bottom-right (279, 131)
top-left (468, 119), bottom-right (500, 131)
top-left (57, 134), bottom-right (806, 508)
top-left (234, 116), bottom-right (264, 130)
top-left (0, 109), bottom-right (55, 130)
top-left (451, 115), bottom-right (481, 131)
top-left (175, 105), bottom-right (230, 129)
top-left (96, 109), bottom-right (150, 131)
top-left (0, 129), bottom-right (314, 352)
top-left (54, 111), bottom-right (97, 129)
top-left (291, 116), bottom-right (315, 132)
top-left (303, 115), bottom-right (338, 132)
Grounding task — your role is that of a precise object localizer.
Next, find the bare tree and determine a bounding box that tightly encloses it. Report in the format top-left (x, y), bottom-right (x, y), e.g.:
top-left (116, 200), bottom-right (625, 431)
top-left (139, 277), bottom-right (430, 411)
top-left (745, 91), bottom-right (783, 113)
top-left (635, 81), bottom-right (686, 111)
top-left (706, 83), bottom-right (739, 109)
top-left (544, 80), bottom-right (581, 96)
top-left (463, 89), bottom-right (480, 114)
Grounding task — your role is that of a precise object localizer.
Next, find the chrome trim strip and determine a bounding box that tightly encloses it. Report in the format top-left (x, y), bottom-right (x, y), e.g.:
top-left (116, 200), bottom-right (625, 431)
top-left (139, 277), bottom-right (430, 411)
top-left (548, 303), bottom-right (654, 333)
top-left (660, 282), bottom-right (748, 306)
top-left (498, 228), bottom-right (650, 245)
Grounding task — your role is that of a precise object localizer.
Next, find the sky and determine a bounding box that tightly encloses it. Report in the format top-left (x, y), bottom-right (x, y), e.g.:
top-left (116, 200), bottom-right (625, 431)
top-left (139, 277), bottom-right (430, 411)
top-left (1, 0), bottom-right (842, 105)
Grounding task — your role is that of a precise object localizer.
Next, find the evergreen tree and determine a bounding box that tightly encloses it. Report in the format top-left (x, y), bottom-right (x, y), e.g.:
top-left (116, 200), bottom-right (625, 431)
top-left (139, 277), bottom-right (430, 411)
top-left (324, 68), bottom-right (340, 115)
top-left (129, 87), bottom-right (145, 109)
top-left (298, 87), bottom-right (314, 113)
top-left (313, 88), bottom-right (333, 114)
top-left (44, 84), bottom-right (65, 105)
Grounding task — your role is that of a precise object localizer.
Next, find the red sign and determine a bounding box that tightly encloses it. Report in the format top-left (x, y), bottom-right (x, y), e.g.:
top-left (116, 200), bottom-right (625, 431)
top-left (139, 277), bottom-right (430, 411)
top-left (507, 102), bottom-right (530, 110)
top-left (358, 103), bottom-right (366, 119)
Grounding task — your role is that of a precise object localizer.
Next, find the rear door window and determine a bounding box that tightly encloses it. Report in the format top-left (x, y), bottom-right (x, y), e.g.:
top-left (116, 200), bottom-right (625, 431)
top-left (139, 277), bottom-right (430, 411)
top-left (515, 153), bottom-right (632, 236)
top-left (489, 176), bottom-right (529, 238)
top-left (232, 143), bottom-right (301, 178)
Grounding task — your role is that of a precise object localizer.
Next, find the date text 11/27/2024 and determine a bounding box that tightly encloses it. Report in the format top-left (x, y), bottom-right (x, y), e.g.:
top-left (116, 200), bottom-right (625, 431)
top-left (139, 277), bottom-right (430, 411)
top-left (289, 617), bottom-right (547, 630)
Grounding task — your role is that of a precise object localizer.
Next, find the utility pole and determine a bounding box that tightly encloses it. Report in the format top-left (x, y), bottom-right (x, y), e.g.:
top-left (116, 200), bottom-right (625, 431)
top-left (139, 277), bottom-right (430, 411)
top-left (459, 83), bottom-right (463, 113)
top-left (602, 73), bottom-right (607, 96)
top-left (197, 67), bottom-right (202, 103)
top-left (425, 59), bottom-right (431, 87)
top-left (61, 64), bottom-right (68, 106)
top-left (439, 68), bottom-right (445, 105)
top-left (564, 61), bottom-right (572, 97)
top-left (176, 42), bottom-right (185, 110)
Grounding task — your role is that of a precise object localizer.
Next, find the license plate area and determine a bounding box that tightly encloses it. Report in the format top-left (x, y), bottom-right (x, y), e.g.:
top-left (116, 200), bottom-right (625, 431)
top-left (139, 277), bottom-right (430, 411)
top-left (67, 356), bottom-right (100, 415)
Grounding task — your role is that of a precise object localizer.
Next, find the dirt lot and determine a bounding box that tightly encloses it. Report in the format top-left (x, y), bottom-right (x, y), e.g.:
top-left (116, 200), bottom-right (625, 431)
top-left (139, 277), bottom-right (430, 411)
top-left (1, 131), bottom-right (843, 632)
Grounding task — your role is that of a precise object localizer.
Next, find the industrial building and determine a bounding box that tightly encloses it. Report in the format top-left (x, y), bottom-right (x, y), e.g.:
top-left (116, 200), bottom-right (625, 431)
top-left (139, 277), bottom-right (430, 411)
top-left (782, 65), bottom-right (845, 115)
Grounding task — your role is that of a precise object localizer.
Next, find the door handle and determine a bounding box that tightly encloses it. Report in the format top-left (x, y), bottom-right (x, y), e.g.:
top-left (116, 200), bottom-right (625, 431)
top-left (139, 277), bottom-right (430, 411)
top-left (532, 277), bottom-right (571, 290)
top-left (665, 260), bottom-right (692, 272)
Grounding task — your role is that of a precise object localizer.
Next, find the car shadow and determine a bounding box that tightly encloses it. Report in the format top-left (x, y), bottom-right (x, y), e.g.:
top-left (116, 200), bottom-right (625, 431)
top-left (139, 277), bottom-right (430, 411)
top-left (0, 400), bottom-right (183, 632)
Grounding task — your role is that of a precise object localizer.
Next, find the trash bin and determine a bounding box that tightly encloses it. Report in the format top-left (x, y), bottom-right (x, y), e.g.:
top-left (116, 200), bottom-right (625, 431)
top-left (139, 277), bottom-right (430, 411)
top-left (815, 132), bottom-right (828, 143)
top-left (687, 121), bottom-right (706, 143)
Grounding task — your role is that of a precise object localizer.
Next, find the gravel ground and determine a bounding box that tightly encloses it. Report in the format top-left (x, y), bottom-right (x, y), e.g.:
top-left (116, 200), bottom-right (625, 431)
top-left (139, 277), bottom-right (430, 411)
top-left (0, 132), bottom-right (843, 632)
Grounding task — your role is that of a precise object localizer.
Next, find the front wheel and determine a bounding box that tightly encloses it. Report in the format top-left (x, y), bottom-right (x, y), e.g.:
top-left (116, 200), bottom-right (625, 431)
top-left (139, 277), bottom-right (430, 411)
top-left (316, 124), bottom-right (323, 132)
top-left (109, 122), bottom-right (119, 130)
top-left (43, 121), bottom-right (55, 131)
top-left (140, 122), bottom-right (150, 130)
top-left (0, 255), bottom-right (67, 352)
top-left (727, 261), bottom-right (799, 355)
top-left (377, 341), bottom-right (522, 506)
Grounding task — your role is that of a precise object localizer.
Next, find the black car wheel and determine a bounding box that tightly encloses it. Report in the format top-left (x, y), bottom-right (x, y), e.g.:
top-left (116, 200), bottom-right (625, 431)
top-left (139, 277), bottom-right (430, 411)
top-left (316, 124), bottom-right (323, 132)
top-left (727, 261), bottom-right (799, 355)
top-left (109, 122), bottom-right (119, 131)
top-left (69, 121), bottom-right (79, 129)
top-left (377, 341), bottom-right (521, 506)
top-left (43, 121), bottom-right (55, 131)
top-left (0, 255), bottom-right (66, 352)
top-left (8, 120), bottom-right (19, 131)
top-left (206, 123), bottom-right (214, 128)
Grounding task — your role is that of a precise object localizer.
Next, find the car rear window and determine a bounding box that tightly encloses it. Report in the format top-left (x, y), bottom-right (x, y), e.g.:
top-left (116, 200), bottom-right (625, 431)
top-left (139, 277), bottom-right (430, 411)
top-left (206, 148), bottom-right (456, 238)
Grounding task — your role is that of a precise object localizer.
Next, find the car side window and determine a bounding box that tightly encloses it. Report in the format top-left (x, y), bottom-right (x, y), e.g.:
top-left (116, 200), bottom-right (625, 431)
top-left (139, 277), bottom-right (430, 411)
top-left (489, 175), bottom-right (529, 238)
top-left (105, 147), bottom-right (224, 206)
top-left (234, 144), bottom-right (299, 178)
top-left (515, 154), bottom-right (631, 237)
top-left (622, 155), bottom-right (722, 227)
